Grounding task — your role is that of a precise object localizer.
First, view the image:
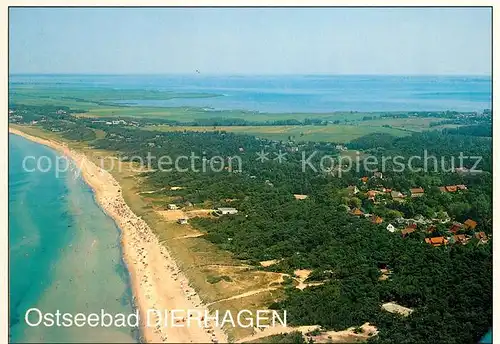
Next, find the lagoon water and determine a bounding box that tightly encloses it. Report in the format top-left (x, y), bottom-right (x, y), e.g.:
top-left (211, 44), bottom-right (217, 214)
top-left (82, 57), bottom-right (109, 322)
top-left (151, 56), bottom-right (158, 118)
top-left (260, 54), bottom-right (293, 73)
top-left (10, 74), bottom-right (492, 113)
top-left (9, 134), bottom-right (137, 343)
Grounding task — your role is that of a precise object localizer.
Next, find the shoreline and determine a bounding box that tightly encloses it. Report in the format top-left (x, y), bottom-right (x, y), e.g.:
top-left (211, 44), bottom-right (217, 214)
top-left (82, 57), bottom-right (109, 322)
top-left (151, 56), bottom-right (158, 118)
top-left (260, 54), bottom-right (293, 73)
top-left (9, 127), bottom-right (227, 344)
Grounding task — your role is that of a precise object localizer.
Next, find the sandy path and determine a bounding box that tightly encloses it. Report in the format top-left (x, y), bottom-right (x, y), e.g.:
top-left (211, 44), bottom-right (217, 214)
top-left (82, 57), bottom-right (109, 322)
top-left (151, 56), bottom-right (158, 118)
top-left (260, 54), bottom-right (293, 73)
top-left (174, 233), bottom-right (206, 240)
top-left (10, 128), bottom-right (227, 344)
top-left (236, 325), bottom-right (319, 343)
top-left (206, 287), bottom-right (278, 307)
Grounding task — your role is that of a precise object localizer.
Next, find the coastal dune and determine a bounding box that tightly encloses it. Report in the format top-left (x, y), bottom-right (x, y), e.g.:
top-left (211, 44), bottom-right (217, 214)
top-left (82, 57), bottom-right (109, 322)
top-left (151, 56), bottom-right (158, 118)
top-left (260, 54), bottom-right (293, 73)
top-left (9, 128), bottom-right (227, 344)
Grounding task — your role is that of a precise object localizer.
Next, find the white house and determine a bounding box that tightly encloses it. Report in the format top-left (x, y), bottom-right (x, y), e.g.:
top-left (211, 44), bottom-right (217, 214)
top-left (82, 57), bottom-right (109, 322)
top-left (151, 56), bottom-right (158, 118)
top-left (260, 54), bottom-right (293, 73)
top-left (386, 224), bottom-right (396, 233)
top-left (177, 218), bottom-right (188, 225)
top-left (167, 204), bottom-right (178, 210)
top-left (217, 207), bottom-right (238, 215)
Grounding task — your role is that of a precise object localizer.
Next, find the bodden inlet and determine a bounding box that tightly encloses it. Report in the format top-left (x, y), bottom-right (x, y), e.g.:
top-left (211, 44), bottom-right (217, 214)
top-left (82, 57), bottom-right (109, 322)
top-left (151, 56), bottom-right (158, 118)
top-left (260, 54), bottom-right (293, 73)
top-left (10, 74), bottom-right (492, 113)
top-left (9, 134), bottom-right (138, 343)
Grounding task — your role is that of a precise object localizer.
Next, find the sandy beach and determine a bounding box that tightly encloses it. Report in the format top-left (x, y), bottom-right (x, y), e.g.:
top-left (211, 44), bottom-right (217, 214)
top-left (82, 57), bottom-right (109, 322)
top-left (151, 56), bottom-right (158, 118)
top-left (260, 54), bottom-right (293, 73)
top-left (9, 128), bottom-right (227, 344)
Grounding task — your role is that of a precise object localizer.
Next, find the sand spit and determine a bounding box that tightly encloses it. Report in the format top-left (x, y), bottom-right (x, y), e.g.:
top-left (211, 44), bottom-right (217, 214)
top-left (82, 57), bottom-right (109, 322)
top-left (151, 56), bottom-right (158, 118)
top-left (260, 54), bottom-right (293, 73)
top-left (10, 128), bottom-right (227, 344)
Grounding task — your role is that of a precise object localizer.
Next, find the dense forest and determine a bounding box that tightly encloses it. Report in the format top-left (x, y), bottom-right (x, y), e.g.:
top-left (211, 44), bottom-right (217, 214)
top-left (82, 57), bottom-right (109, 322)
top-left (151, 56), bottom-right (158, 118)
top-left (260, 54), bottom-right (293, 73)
top-left (9, 104), bottom-right (493, 343)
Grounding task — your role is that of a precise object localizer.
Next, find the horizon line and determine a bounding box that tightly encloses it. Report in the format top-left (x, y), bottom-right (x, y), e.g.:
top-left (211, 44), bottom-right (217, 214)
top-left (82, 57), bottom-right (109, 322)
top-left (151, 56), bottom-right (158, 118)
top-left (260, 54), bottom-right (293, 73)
top-left (8, 72), bottom-right (493, 77)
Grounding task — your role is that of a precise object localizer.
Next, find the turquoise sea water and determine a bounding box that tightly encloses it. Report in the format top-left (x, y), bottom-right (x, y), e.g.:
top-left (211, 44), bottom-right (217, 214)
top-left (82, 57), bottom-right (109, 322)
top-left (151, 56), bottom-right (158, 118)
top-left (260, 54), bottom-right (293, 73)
top-left (480, 329), bottom-right (492, 343)
top-left (9, 134), bottom-right (138, 343)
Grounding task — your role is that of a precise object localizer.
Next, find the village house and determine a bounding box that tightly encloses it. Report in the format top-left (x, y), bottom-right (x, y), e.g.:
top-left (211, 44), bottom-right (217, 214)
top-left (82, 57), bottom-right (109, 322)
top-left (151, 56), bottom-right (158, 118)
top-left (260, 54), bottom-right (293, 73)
top-left (401, 227), bottom-right (416, 238)
top-left (372, 216), bottom-right (383, 224)
top-left (293, 194), bottom-right (308, 200)
top-left (386, 224), bottom-right (396, 233)
top-left (177, 218), bottom-right (188, 225)
top-left (439, 184), bottom-right (468, 193)
top-left (366, 190), bottom-right (377, 201)
top-left (378, 263), bottom-right (393, 281)
top-left (445, 185), bottom-right (458, 192)
top-left (452, 234), bottom-right (469, 245)
top-left (410, 187), bottom-right (425, 198)
top-left (425, 236), bottom-right (448, 247)
top-left (464, 219), bottom-right (477, 230)
top-left (167, 204), bottom-right (178, 210)
top-left (360, 176), bottom-right (369, 184)
top-left (351, 208), bottom-right (363, 216)
top-left (449, 222), bottom-right (463, 234)
top-left (475, 231), bottom-right (488, 243)
top-left (216, 207), bottom-right (239, 215)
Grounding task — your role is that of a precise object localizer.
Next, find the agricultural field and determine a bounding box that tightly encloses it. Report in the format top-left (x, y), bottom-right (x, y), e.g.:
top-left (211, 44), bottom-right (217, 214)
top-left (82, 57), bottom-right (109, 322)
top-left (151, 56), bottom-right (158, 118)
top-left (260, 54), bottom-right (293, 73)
top-left (143, 124), bottom-right (411, 143)
top-left (354, 116), bottom-right (463, 132)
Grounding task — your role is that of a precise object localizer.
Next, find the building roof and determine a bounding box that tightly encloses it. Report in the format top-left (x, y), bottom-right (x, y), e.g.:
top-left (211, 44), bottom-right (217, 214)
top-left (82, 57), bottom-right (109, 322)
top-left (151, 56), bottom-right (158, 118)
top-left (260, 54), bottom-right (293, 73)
top-left (446, 185), bottom-right (458, 192)
top-left (453, 234), bottom-right (467, 243)
top-left (372, 216), bottom-right (383, 224)
top-left (464, 219), bottom-right (477, 229)
top-left (352, 208), bottom-right (363, 216)
top-left (367, 190), bottom-right (377, 198)
top-left (361, 176), bottom-right (369, 183)
top-left (410, 187), bottom-right (424, 194)
top-left (293, 194), bottom-right (308, 200)
top-left (425, 236), bottom-right (447, 246)
top-left (218, 207), bottom-right (238, 211)
top-left (475, 232), bottom-right (487, 240)
top-left (456, 184), bottom-right (468, 190)
top-left (449, 224), bottom-right (462, 233)
top-left (401, 228), bottom-right (416, 236)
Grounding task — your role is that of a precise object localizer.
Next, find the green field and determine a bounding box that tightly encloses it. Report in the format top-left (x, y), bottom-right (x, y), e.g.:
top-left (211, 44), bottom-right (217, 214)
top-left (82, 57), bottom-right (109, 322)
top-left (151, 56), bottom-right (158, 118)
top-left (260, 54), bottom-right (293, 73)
top-left (142, 124), bottom-right (411, 143)
top-left (357, 116), bottom-right (462, 132)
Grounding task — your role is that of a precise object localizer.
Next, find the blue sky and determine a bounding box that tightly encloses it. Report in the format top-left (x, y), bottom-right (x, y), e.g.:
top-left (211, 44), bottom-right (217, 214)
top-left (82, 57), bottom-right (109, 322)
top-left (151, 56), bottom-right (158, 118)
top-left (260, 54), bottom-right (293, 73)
top-left (9, 7), bottom-right (492, 75)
